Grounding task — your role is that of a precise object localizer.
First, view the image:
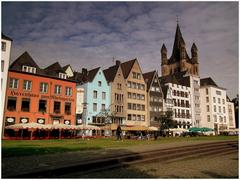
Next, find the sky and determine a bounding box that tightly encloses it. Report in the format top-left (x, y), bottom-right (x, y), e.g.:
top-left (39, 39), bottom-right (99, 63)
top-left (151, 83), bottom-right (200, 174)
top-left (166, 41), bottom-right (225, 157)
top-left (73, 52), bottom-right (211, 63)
top-left (2, 2), bottom-right (238, 99)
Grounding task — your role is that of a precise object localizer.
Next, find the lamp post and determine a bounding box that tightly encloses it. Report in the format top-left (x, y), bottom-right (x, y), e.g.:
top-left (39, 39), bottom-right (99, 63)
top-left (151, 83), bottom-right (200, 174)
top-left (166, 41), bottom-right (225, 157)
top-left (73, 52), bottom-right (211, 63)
top-left (82, 102), bottom-right (88, 138)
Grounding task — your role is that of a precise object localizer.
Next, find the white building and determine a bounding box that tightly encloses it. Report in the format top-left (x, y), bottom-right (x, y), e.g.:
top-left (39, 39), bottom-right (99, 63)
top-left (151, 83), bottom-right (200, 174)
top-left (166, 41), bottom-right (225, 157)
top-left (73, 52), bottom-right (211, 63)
top-left (200, 77), bottom-right (231, 134)
top-left (76, 87), bottom-right (85, 124)
top-left (160, 75), bottom-right (192, 129)
top-left (1, 34), bottom-right (12, 127)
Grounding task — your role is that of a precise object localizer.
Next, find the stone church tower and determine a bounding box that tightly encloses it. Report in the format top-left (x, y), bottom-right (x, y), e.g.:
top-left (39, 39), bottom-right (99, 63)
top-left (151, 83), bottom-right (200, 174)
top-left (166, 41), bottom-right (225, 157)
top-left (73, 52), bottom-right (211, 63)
top-left (161, 23), bottom-right (199, 76)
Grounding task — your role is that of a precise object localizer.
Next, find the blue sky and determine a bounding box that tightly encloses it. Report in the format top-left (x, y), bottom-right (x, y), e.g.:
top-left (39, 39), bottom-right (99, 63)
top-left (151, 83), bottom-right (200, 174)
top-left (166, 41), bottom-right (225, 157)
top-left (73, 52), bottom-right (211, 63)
top-left (2, 2), bottom-right (238, 98)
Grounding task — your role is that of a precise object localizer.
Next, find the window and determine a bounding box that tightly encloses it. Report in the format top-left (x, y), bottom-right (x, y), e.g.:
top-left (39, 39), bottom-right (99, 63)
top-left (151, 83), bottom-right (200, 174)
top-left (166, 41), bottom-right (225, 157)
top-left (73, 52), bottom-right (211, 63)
top-left (128, 92), bottom-right (131, 98)
top-left (128, 103), bottom-right (131, 110)
top-left (117, 83), bottom-right (122, 90)
top-left (206, 97), bottom-right (209, 103)
top-left (40, 82), bottom-right (48, 93)
top-left (55, 85), bottom-right (62, 95)
top-left (223, 107), bottom-right (225, 113)
top-left (65, 102), bottom-right (71, 115)
top-left (213, 97), bottom-right (216, 103)
top-left (214, 115), bottom-right (217, 122)
top-left (54, 101), bottom-right (61, 114)
top-left (102, 92), bottom-right (106, 100)
top-left (216, 90), bottom-right (221, 95)
top-left (21, 98), bottom-right (30, 112)
top-left (93, 103), bottom-right (97, 112)
top-left (93, 91), bottom-right (97, 98)
top-left (141, 115), bottom-right (145, 121)
top-left (218, 106), bottom-right (221, 113)
top-left (137, 73), bottom-right (141, 79)
top-left (224, 116), bottom-right (226, 123)
top-left (2, 42), bottom-right (6, 51)
top-left (128, 114), bottom-right (131, 120)
top-left (1, 60), bottom-right (4, 72)
top-left (22, 65), bottom-right (36, 74)
top-left (132, 114), bottom-right (136, 121)
top-left (132, 72), bottom-right (137, 78)
top-left (23, 80), bottom-right (32, 91)
top-left (59, 73), bottom-right (67, 79)
top-left (218, 98), bottom-right (221, 104)
top-left (98, 81), bottom-right (102, 87)
top-left (9, 78), bottom-right (19, 89)
top-left (207, 115), bottom-right (210, 122)
top-left (101, 104), bottom-right (105, 111)
top-left (39, 100), bottom-right (47, 112)
top-left (206, 88), bottom-right (208, 95)
top-left (207, 105), bottom-right (210, 112)
top-left (7, 97), bottom-right (17, 111)
top-left (222, 99), bottom-right (225, 104)
top-left (214, 105), bottom-right (216, 112)
top-left (65, 87), bottom-right (72, 96)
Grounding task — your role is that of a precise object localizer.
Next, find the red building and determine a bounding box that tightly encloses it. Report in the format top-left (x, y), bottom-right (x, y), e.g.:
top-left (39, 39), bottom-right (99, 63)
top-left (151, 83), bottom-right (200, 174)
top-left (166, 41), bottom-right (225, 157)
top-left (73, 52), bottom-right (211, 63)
top-left (3, 52), bottom-right (77, 137)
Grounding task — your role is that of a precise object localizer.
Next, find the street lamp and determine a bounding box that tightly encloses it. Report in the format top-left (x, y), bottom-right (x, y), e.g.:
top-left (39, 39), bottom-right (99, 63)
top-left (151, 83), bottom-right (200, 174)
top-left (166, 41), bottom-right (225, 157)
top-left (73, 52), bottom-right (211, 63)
top-left (82, 102), bottom-right (88, 138)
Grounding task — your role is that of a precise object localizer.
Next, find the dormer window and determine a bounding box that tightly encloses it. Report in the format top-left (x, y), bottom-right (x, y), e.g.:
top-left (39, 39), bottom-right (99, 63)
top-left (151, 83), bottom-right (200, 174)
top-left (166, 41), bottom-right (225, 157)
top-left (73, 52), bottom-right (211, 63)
top-left (22, 65), bottom-right (36, 74)
top-left (59, 73), bottom-right (67, 79)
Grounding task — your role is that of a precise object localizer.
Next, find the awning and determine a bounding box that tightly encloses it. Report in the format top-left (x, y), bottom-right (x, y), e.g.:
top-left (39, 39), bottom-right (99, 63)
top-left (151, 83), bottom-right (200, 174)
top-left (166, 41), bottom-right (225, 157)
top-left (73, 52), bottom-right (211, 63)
top-left (5, 123), bottom-right (52, 130)
top-left (122, 126), bottom-right (148, 131)
top-left (147, 126), bottom-right (159, 131)
top-left (75, 124), bottom-right (101, 130)
top-left (169, 128), bottom-right (188, 132)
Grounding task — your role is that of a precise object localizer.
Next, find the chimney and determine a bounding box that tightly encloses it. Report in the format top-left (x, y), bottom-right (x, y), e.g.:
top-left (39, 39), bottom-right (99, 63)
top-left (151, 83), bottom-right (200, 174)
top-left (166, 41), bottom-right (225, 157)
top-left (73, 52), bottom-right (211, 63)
top-left (82, 68), bottom-right (88, 75)
top-left (116, 60), bottom-right (121, 66)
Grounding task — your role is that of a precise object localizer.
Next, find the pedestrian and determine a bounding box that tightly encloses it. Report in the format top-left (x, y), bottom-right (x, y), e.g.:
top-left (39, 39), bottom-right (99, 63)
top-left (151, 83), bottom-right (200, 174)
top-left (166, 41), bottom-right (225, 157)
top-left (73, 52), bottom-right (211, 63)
top-left (116, 125), bottom-right (122, 141)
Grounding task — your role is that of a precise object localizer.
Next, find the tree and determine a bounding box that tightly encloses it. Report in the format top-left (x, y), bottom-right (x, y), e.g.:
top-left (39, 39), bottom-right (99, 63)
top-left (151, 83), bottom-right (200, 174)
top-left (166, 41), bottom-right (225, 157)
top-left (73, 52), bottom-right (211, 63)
top-left (158, 110), bottom-right (177, 136)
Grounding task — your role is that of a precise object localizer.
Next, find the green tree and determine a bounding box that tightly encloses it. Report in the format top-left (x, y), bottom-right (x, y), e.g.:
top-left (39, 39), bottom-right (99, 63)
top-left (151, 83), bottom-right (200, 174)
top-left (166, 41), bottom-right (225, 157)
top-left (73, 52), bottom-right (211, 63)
top-left (158, 110), bottom-right (177, 136)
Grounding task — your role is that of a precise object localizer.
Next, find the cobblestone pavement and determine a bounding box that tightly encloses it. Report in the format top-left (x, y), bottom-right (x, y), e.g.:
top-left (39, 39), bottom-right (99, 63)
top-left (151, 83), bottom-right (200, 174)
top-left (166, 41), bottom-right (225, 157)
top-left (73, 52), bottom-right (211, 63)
top-left (2, 140), bottom-right (237, 177)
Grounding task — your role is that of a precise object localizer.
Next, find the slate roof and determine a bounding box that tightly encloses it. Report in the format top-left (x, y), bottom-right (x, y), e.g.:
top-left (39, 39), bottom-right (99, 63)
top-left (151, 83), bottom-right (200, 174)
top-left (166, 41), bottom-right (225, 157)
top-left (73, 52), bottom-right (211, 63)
top-left (9, 51), bottom-right (76, 82)
top-left (161, 85), bottom-right (169, 99)
top-left (120, 59), bottom-right (136, 78)
top-left (143, 71), bottom-right (156, 91)
top-left (9, 51), bottom-right (40, 72)
top-left (62, 64), bottom-right (71, 71)
top-left (159, 71), bottom-right (191, 87)
top-left (200, 77), bottom-right (218, 87)
top-left (2, 33), bottom-right (13, 41)
top-left (103, 65), bottom-right (119, 83)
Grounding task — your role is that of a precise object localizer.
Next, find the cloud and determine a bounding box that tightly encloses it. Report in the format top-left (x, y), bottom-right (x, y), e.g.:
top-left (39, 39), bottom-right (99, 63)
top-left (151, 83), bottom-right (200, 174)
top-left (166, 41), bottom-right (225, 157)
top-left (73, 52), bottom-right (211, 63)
top-left (2, 2), bottom-right (238, 98)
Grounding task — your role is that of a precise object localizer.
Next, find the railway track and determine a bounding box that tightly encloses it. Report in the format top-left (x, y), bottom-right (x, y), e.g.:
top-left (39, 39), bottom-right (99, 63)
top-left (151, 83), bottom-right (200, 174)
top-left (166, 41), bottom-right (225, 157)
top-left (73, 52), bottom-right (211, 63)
top-left (7, 140), bottom-right (238, 178)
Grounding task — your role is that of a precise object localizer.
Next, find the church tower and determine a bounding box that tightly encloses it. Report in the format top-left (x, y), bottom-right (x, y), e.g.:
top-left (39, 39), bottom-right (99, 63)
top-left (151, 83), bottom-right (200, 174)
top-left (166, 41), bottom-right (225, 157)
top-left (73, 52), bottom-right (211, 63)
top-left (160, 23), bottom-right (199, 76)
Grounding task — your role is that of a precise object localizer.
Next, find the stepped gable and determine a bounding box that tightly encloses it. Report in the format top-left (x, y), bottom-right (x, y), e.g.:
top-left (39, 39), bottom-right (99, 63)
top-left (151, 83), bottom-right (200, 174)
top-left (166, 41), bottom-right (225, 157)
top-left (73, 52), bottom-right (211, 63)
top-left (103, 65), bottom-right (119, 83)
top-left (143, 71), bottom-right (156, 91)
top-left (200, 77), bottom-right (218, 87)
top-left (9, 51), bottom-right (40, 72)
top-left (2, 33), bottom-right (13, 41)
top-left (120, 58), bottom-right (136, 79)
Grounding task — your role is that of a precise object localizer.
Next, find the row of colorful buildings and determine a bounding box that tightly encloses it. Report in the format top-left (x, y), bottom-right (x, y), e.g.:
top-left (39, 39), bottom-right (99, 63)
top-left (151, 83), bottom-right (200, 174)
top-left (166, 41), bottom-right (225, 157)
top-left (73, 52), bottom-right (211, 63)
top-left (1, 23), bottom-right (236, 137)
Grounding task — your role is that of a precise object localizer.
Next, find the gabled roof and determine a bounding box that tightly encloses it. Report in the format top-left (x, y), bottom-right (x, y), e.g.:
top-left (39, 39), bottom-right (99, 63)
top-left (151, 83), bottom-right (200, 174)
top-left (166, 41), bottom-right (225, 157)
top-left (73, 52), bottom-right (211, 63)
top-left (120, 59), bottom-right (136, 79)
top-left (87, 67), bottom-right (101, 82)
top-left (159, 75), bottom-right (180, 86)
top-left (143, 71), bottom-right (156, 91)
top-left (103, 65), bottom-right (119, 83)
top-left (200, 77), bottom-right (218, 87)
top-left (9, 51), bottom-right (40, 71)
top-left (44, 62), bottom-right (65, 76)
top-left (2, 33), bottom-right (13, 41)
top-left (62, 64), bottom-right (71, 71)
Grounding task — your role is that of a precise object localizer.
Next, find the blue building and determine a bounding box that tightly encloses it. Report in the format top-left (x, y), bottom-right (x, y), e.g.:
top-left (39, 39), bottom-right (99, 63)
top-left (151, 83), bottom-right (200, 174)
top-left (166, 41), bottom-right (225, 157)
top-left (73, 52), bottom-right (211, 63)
top-left (75, 67), bottom-right (110, 134)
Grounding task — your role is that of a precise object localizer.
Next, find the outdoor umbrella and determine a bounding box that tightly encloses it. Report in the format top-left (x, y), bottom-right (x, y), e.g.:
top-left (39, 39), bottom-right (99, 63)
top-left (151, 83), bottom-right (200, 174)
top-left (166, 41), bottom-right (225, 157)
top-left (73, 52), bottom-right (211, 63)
top-left (75, 124), bottom-right (101, 130)
top-left (200, 127), bottom-right (214, 132)
top-left (188, 127), bottom-right (202, 132)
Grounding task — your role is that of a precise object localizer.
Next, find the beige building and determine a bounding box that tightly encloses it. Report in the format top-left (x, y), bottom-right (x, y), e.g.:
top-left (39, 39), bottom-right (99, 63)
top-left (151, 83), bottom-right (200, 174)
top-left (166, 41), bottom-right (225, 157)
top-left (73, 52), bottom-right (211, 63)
top-left (121, 59), bottom-right (148, 127)
top-left (103, 60), bottom-right (127, 125)
top-left (226, 98), bottom-right (236, 130)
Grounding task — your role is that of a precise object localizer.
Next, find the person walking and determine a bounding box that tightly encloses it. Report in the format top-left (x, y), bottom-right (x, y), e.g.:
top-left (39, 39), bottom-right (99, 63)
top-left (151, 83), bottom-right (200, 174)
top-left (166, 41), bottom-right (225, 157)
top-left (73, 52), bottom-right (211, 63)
top-left (116, 125), bottom-right (122, 141)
